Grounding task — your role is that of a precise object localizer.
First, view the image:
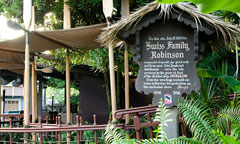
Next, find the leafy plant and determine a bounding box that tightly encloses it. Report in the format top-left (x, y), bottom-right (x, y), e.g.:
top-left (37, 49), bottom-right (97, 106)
top-left (104, 99), bottom-right (202, 144)
top-left (178, 97), bottom-right (240, 144)
top-left (156, 0), bottom-right (240, 13)
top-left (197, 68), bottom-right (240, 93)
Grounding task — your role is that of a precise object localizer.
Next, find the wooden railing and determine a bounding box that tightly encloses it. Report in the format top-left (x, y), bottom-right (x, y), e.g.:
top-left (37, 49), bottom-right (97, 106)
top-left (115, 105), bottom-right (159, 140)
top-left (0, 105), bottom-right (163, 143)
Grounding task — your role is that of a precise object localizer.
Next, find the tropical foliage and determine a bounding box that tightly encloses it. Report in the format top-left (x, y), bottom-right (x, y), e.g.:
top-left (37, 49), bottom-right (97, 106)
top-left (104, 97), bottom-right (240, 144)
top-left (104, 99), bottom-right (203, 144)
top-left (178, 96), bottom-right (240, 144)
top-left (156, 0), bottom-right (240, 13)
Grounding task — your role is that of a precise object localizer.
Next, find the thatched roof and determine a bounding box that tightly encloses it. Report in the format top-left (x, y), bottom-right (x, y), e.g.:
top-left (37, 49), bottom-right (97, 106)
top-left (99, 2), bottom-right (239, 47)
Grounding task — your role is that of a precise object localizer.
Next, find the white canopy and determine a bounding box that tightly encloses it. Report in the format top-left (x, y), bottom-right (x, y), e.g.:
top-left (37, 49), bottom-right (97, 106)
top-left (0, 23), bottom-right (106, 70)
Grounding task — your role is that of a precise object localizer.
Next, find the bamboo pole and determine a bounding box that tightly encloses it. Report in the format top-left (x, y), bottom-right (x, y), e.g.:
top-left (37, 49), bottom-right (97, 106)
top-left (64, 0), bottom-right (71, 143)
top-left (24, 32), bottom-right (30, 127)
top-left (31, 58), bottom-right (38, 118)
top-left (31, 57), bottom-right (37, 143)
top-left (31, 6), bottom-right (37, 124)
top-left (0, 75), bottom-right (1, 127)
top-left (66, 49), bottom-right (71, 143)
top-left (108, 44), bottom-right (117, 122)
top-left (31, 6), bottom-right (37, 143)
top-left (64, 0), bottom-right (71, 29)
top-left (23, 32), bottom-right (30, 144)
top-left (121, 0), bottom-right (130, 125)
top-left (66, 49), bottom-right (71, 124)
top-left (121, 0), bottom-right (130, 138)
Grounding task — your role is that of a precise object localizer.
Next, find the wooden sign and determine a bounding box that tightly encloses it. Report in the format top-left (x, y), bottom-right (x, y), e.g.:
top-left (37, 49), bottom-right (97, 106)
top-left (131, 19), bottom-right (201, 107)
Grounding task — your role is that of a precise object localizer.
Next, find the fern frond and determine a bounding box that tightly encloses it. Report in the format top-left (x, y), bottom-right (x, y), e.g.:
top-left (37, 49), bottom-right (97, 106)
top-left (104, 124), bottom-right (125, 144)
top-left (154, 98), bottom-right (171, 141)
top-left (112, 139), bottom-right (138, 144)
top-left (217, 106), bottom-right (240, 133)
top-left (169, 136), bottom-right (204, 144)
top-left (178, 97), bottom-right (220, 144)
top-left (139, 138), bottom-right (168, 144)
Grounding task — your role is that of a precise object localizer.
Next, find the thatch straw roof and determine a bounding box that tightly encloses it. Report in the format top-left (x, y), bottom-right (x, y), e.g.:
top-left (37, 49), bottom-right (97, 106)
top-left (99, 1), bottom-right (239, 48)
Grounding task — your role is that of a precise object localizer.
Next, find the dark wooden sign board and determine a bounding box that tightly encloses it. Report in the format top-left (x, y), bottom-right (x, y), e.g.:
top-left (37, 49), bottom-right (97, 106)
top-left (131, 19), bottom-right (201, 107)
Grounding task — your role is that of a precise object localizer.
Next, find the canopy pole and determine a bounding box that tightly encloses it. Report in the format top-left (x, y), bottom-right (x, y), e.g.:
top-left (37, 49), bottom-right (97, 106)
top-left (108, 44), bottom-right (117, 122)
top-left (30, 6), bottom-right (37, 144)
top-left (31, 56), bottom-right (37, 144)
top-left (31, 56), bottom-right (37, 123)
top-left (66, 48), bottom-right (71, 124)
top-left (0, 75), bottom-right (1, 127)
top-left (121, 0), bottom-right (130, 138)
top-left (23, 3), bottom-right (32, 143)
top-left (24, 31), bottom-right (30, 128)
top-left (64, 0), bottom-right (71, 143)
top-left (24, 31), bottom-right (30, 144)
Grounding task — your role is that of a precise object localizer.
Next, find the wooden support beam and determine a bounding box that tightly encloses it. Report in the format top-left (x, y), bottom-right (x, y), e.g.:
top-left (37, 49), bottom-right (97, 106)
top-left (31, 6), bottom-right (37, 144)
top-left (0, 75), bottom-right (1, 127)
top-left (121, 0), bottom-right (130, 138)
top-left (32, 57), bottom-right (37, 123)
top-left (64, 0), bottom-right (71, 143)
top-left (108, 44), bottom-right (117, 122)
top-left (66, 49), bottom-right (71, 124)
top-left (121, 0), bottom-right (130, 19)
top-left (24, 32), bottom-right (30, 128)
top-left (64, 0), bottom-right (71, 29)
top-left (121, 0), bottom-right (130, 128)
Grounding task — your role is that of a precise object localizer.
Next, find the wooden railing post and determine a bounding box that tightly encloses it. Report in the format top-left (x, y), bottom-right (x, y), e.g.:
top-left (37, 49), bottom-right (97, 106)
top-left (93, 115), bottom-right (97, 144)
top-left (9, 118), bottom-right (12, 144)
top-left (80, 117), bottom-right (83, 141)
top-left (133, 114), bottom-right (141, 140)
top-left (55, 116), bottom-right (58, 140)
top-left (76, 116), bottom-right (80, 144)
top-left (45, 116), bottom-right (48, 139)
top-left (58, 116), bottom-right (61, 144)
top-left (38, 117), bottom-right (42, 144)
top-left (147, 113), bottom-right (153, 139)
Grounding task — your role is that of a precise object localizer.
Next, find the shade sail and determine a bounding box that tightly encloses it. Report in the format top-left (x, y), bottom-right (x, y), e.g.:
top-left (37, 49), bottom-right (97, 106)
top-left (0, 23), bottom-right (106, 70)
top-left (0, 23), bottom-right (106, 53)
top-left (0, 61), bottom-right (24, 70)
top-left (0, 50), bottom-right (25, 63)
top-left (38, 23), bottom-right (106, 50)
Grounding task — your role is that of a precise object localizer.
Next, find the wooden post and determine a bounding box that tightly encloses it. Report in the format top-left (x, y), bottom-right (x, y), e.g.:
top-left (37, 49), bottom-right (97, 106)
top-left (31, 6), bottom-right (37, 124)
top-left (64, 0), bottom-right (71, 29)
top-left (66, 49), bottom-right (70, 124)
top-left (124, 45), bottom-right (130, 123)
top-left (121, 0), bottom-right (130, 137)
top-left (23, 31), bottom-right (30, 144)
top-left (31, 6), bottom-right (37, 144)
top-left (24, 32), bottom-right (30, 127)
top-left (31, 57), bottom-right (37, 143)
top-left (121, 0), bottom-right (130, 19)
top-left (64, 0), bottom-right (71, 143)
top-left (108, 44), bottom-right (117, 122)
top-left (0, 75), bottom-right (1, 127)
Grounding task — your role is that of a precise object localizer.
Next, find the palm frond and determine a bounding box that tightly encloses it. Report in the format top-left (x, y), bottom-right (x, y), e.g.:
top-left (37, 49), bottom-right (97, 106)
top-left (178, 97), bottom-right (220, 144)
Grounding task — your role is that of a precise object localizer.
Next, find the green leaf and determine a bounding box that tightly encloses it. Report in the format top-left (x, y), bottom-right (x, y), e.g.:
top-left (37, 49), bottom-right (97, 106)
top-left (156, 0), bottom-right (240, 13)
top-left (197, 68), bottom-right (240, 92)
